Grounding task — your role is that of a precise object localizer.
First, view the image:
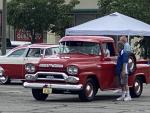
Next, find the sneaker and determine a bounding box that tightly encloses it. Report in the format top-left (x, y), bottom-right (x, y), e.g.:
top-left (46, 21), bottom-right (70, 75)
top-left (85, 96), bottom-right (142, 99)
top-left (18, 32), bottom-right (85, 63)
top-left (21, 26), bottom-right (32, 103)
top-left (124, 96), bottom-right (132, 101)
top-left (116, 96), bottom-right (125, 101)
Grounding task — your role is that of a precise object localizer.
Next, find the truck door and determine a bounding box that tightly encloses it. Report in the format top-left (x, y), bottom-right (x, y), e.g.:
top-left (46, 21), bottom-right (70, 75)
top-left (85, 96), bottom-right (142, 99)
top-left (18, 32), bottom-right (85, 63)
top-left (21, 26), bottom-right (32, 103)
top-left (100, 42), bottom-right (119, 90)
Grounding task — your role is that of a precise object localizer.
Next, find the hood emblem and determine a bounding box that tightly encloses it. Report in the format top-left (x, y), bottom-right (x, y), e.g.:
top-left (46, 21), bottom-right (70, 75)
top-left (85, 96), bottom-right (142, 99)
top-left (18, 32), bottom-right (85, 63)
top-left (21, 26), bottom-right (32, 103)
top-left (39, 64), bottom-right (64, 68)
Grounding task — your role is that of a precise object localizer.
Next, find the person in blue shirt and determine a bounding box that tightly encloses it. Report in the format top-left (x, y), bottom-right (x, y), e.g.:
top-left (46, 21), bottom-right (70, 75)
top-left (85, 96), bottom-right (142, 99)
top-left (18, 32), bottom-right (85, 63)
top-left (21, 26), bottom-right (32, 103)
top-left (114, 36), bottom-right (132, 94)
top-left (116, 41), bottom-right (132, 101)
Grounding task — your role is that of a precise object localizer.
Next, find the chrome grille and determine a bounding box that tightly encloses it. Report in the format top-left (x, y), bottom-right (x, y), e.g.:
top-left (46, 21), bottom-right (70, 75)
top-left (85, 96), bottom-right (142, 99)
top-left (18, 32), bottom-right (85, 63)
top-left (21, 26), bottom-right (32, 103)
top-left (36, 72), bottom-right (68, 81)
top-left (38, 67), bottom-right (65, 72)
top-left (38, 74), bottom-right (64, 79)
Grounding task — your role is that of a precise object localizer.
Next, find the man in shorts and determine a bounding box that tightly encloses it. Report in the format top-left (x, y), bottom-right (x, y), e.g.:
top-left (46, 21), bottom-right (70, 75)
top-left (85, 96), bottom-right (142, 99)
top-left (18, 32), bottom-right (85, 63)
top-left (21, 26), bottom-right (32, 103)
top-left (114, 36), bottom-right (132, 94)
top-left (116, 41), bottom-right (132, 101)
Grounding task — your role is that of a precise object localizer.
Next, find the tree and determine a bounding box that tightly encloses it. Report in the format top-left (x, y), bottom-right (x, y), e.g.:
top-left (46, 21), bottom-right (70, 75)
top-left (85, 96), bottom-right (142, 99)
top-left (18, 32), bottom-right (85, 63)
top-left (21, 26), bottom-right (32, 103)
top-left (7, 0), bottom-right (79, 43)
top-left (97, 0), bottom-right (150, 58)
top-left (98, 0), bottom-right (150, 23)
top-left (137, 37), bottom-right (150, 59)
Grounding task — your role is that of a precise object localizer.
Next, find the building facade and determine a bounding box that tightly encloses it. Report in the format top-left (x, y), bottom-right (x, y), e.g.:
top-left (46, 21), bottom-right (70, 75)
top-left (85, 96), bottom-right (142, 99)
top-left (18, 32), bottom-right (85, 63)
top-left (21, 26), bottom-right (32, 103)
top-left (0, 0), bottom-right (3, 39)
top-left (0, 0), bottom-right (3, 9)
top-left (0, 0), bottom-right (99, 43)
top-left (0, 10), bottom-right (2, 37)
top-left (72, 0), bottom-right (99, 25)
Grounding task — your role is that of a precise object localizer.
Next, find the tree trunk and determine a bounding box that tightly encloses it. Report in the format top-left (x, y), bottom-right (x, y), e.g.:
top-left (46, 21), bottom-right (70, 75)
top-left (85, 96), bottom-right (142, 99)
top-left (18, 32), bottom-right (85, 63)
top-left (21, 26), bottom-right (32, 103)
top-left (31, 29), bottom-right (36, 44)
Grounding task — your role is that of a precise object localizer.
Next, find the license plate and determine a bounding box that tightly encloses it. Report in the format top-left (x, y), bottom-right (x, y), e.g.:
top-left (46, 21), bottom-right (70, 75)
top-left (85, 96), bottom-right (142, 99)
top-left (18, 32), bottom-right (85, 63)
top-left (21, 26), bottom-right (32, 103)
top-left (43, 87), bottom-right (52, 94)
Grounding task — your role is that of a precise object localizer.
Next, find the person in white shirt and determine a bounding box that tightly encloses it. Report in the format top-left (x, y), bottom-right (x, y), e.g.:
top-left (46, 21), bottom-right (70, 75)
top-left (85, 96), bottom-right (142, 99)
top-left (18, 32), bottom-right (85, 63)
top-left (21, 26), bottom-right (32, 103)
top-left (102, 43), bottom-right (110, 57)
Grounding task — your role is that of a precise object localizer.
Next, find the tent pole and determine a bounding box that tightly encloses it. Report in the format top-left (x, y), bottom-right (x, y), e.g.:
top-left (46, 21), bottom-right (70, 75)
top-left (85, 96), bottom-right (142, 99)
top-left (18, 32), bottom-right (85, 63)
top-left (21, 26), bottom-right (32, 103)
top-left (127, 35), bottom-right (130, 43)
top-left (117, 35), bottom-right (118, 42)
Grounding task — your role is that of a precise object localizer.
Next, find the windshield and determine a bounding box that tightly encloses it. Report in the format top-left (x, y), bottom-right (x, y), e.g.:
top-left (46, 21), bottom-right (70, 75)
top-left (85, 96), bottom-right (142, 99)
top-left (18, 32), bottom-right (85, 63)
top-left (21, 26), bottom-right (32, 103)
top-left (45, 47), bottom-right (59, 57)
top-left (60, 41), bottom-right (101, 55)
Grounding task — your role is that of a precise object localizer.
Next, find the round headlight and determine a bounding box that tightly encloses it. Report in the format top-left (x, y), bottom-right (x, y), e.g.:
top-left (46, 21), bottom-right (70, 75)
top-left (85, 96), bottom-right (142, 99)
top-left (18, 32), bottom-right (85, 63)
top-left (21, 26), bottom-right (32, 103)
top-left (25, 63), bottom-right (36, 73)
top-left (67, 65), bottom-right (78, 75)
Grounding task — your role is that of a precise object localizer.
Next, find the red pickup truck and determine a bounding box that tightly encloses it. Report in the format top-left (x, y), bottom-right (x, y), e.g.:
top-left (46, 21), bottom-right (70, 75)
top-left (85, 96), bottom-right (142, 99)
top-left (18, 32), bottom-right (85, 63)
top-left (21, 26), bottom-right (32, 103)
top-left (23, 36), bottom-right (150, 101)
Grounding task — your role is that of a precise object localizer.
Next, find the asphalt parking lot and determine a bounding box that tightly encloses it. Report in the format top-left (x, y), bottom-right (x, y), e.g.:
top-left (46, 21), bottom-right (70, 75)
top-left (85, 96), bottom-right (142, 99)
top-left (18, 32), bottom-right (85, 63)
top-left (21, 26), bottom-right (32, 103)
top-left (0, 83), bottom-right (150, 113)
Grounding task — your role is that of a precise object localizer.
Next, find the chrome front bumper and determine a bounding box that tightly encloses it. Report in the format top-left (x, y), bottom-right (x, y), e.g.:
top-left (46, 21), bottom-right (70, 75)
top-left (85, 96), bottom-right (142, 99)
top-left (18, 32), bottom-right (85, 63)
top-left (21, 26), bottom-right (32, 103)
top-left (23, 82), bottom-right (83, 91)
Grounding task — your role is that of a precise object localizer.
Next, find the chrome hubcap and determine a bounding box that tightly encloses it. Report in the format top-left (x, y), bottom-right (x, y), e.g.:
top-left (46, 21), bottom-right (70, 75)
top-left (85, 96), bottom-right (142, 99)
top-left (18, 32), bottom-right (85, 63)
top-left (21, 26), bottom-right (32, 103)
top-left (1, 76), bottom-right (8, 83)
top-left (85, 83), bottom-right (93, 98)
top-left (135, 81), bottom-right (141, 94)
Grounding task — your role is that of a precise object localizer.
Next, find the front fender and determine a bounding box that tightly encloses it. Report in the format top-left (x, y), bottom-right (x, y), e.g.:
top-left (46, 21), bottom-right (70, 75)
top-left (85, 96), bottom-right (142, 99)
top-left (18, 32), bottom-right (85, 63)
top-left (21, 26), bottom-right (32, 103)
top-left (129, 73), bottom-right (146, 87)
top-left (78, 72), bottom-right (97, 86)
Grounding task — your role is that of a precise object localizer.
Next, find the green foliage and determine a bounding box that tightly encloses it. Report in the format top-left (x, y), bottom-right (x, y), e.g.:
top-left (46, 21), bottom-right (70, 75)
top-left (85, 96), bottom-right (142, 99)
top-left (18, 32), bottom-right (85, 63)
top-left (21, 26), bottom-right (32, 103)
top-left (98, 0), bottom-right (150, 23)
top-left (136, 37), bottom-right (150, 59)
top-left (7, 0), bottom-right (79, 43)
top-left (97, 0), bottom-right (150, 58)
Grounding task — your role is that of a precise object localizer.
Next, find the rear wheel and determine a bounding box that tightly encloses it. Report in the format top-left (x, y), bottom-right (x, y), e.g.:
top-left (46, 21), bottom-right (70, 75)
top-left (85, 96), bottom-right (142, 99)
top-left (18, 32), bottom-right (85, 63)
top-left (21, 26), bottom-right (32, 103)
top-left (0, 76), bottom-right (11, 84)
top-left (130, 77), bottom-right (143, 98)
top-left (32, 89), bottom-right (48, 101)
top-left (79, 78), bottom-right (98, 102)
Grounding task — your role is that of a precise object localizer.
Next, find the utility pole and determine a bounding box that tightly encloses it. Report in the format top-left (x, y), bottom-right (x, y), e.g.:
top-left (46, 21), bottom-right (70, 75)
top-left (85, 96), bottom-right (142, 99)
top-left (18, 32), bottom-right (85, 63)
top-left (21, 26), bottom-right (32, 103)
top-left (1, 0), bottom-right (7, 55)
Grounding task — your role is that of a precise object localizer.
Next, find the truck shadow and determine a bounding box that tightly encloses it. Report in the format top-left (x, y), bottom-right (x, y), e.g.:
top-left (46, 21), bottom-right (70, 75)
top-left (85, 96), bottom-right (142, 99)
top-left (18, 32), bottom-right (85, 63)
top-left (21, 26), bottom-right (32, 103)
top-left (0, 82), bottom-right (23, 86)
top-left (45, 95), bottom-right (119, 103)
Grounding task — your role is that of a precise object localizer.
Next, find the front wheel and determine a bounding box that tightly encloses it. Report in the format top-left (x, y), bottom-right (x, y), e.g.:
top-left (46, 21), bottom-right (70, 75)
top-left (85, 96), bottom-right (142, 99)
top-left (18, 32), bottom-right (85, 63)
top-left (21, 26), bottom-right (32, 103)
top-left (0, 76), bottom-right (11, 84)
top-left (32, 89), bottom-right (48, 101)
top-left (79, 78), bottom-right (98, 102)
top-left (130, 77), bottom-right (143, 98)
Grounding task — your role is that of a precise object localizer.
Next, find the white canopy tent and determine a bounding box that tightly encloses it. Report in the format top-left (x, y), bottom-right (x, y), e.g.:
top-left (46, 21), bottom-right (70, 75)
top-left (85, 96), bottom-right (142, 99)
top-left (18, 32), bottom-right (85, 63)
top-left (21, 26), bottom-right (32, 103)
top-left (65, 12), bottom-right (150, 38)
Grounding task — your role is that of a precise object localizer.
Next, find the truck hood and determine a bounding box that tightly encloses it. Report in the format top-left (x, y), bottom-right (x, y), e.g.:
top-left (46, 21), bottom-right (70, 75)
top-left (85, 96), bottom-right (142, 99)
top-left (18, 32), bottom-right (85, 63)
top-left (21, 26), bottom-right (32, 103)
top-left (39, 54), bottom-right (100, 67)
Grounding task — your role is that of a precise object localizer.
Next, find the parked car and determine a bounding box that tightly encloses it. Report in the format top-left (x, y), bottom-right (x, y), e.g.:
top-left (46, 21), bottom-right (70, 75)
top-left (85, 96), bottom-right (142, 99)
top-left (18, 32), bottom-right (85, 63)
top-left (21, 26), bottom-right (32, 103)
top-left (23, 36), bottom-right (150, 102)
top-left (11, 41), bottom-right (31, 47)
top-left (0, 44), bottom-right (59, 84)
top-left (0, 39), bottom-right (31, 55)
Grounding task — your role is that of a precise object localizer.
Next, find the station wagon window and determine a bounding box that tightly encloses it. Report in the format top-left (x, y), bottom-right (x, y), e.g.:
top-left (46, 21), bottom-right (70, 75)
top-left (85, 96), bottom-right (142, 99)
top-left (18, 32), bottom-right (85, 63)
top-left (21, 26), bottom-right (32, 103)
top-left (8, 48), bottom-right (26, 57)
top-left (60, 41), bottom-right (101, 55)
top-left (27, 48), bottom-right (44, 57)
top-left (45, 47), bottom-right (59, 56)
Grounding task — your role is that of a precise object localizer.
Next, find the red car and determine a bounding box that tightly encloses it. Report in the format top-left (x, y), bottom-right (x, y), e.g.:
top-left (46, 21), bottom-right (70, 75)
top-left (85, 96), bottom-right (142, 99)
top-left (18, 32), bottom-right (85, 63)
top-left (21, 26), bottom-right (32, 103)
top-left (23, 36), bottom-right (150, 101)
top-left (0, 44), bottom-right (59, 84)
